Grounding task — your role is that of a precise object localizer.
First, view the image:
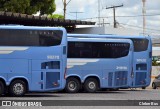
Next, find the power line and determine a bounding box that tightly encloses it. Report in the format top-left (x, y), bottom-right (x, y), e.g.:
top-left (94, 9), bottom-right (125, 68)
top-left (79, 14), bottom-right (160, 20)
top-left (66, 13), bottom-right (76, 17)
top-left (115, 14), bottom-right (160, 17)
top-left (119, 23), bottom-right (160, 32)
top-left (100, 0), bottom-right (105, 10)
top-left (70, 12), bottom-right (83, 20)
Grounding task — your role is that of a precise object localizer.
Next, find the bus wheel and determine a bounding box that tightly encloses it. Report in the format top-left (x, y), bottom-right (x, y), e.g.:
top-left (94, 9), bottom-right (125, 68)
top-left (65, 77), bottom-right (80, 93)
top-left (111, 88), bottom-right (119, 91)
top-left (84, 78), bottom-right (99, 93)
top-left (9, 80), bottom-right (26, 96)
top-left (142, 87), bottom-right (146, 90)
top-left (152, 83), bottom-right (157, 89)
top-left (0, 81), bottom-right (5, 96)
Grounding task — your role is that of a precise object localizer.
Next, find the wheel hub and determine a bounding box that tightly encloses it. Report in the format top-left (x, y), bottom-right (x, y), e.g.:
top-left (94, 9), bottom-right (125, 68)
top-left (68, 81), bottom-right (76, 91)
top-left (13, 83), bottom-right (24, 94)
top-left (88, 82), bottom-right (96, 89)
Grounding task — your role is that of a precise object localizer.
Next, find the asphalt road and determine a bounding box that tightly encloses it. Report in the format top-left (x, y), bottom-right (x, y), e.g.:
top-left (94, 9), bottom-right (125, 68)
top-left (0, 89), bottom-right (160, 109)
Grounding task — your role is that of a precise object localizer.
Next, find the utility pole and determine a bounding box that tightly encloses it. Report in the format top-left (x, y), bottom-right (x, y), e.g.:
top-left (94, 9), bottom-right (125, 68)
top-left (62, 0), bottom-right (72, 19)
top-left (70, 12), bottom-right (83, 20)
top-left (98, 0), bottom-right (100, 27)
top-left (142, 0), bottom-right (146, 35)
top-left (106, 4), bottom-right (123, 28)
top-left (63, 0), bottom-right (66, 19)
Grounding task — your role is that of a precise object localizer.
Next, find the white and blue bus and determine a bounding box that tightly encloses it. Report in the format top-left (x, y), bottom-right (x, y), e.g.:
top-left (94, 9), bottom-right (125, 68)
top-left (0, 26), bottom-right (67, 96)
top-left (67, 34), bottom-right (152, 90)
top-left (65, 37), bottom-right (133, 93)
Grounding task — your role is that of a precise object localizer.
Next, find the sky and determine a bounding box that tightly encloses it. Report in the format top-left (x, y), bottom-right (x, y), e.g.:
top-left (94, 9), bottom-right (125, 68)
top-left (54, 0), bottom-right (160, 35)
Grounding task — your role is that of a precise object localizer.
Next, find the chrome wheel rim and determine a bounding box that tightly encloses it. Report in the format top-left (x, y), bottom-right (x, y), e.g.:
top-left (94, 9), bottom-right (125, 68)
top-left (68, 81), bottom-right (77, 91)
top-left (88, 82), bottom-right (96, 90)
top-left (13, 83), bottom-right (24, 95)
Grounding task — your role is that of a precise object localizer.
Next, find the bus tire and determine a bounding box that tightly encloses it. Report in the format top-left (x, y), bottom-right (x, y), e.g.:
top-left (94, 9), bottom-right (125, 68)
top-left (110, 88), bottom-right (119, 91)
top-left (84, 78), bottom-right (99, 93)
top-left (9, 80), bottom-right (26, 96)
top-left (0, 81), bottom-right (5, 96)
top-left (152, 83), bottom-right (157, 89)
top-left (65, 77), bottom-right (80, 93)
top-left (142, 87), bottom-right (146, 89)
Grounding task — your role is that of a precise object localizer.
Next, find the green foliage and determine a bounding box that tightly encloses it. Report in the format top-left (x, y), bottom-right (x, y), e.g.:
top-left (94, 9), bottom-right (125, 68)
top-left (152, 60), bottom-right (160, 66)
top-left (152, 60), bottom-right (157, 66)
top-left (0, 0), bottom-right (56, 15)
top-left (0, 0), bottom-right (30, 13)
top-left (48, 14), bottom-right (64, 19)
top-left (40, 0), bottom-right (56, 15)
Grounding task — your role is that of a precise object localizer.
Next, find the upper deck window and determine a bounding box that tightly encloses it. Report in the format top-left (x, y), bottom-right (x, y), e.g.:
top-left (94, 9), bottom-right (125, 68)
top-left (0, 29), bottom-right (63, 46)
top-left (68, 42), bottom-right (130, 58)
top-left (131, 39), bottom-right (149, 52)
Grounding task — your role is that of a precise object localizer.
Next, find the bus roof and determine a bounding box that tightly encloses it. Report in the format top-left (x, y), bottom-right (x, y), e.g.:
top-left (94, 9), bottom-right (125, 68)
top-left (67, 33), bottom-right (150, 39)
top-left (0, 25), bottom-right (66, 31)
top-left (68, 37), bottom-right (133, 43)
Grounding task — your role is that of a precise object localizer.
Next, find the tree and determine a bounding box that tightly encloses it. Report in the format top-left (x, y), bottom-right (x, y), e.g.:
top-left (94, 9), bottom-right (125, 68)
top-left (0, 0), bottom-right (30, 13)
top-left (0, 0), bottom-right (56, 15)
top-left (48, 14), bottom-right (64, 19)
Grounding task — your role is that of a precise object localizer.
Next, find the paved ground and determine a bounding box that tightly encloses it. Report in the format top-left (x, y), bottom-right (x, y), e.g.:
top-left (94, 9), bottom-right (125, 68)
top-left (0, 88), bottom-right (160, 109)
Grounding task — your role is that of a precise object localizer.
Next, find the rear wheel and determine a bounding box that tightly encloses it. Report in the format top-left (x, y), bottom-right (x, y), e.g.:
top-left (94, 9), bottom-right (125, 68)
top-left (84, 78), bottom-right (99, 93)
top-left (142, 87), bottom-right (146, 89)
top-left (9, 80), bottom-right (26, 96)
top-left (110, 88), bottom-right (119, 91)
top-left (65, 77), bottom-right (81, 93)
top-left (152, 83), bottom-right (157, 89)
top-left (0, 81), bottom-right (5, 96)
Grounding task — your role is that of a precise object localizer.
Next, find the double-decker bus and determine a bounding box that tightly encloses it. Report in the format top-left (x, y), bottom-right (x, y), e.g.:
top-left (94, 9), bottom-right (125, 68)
top-left (67, 34), bottom-right (152, 90)
top-left (65, 37), bottom-right (133, 93)
top-left (0, 26), bottom-right (67, 96)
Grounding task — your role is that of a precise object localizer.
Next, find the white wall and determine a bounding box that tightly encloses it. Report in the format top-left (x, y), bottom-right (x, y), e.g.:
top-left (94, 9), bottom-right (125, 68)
top-left (73, 26), bottom-right (159, 47)
top-left (73, 27), bottom-right (105, 34)
top-left (73, 26), bottom-right (142, 36)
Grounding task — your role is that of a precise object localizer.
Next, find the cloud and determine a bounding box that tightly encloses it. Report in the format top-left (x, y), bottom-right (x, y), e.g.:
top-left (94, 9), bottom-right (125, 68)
top-left (54, 0), bottom-right (160, 34)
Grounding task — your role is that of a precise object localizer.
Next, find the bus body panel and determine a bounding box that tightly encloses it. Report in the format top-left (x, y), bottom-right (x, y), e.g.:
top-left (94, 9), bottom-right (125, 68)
top-left (68, 34), bottom-right (152, 88)
top-left (67, 57), bottom-right (133, 88)
top-left (0, 26), bottom-right (67, 93)
top-left (67, 37), bottom-right (133, 88)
